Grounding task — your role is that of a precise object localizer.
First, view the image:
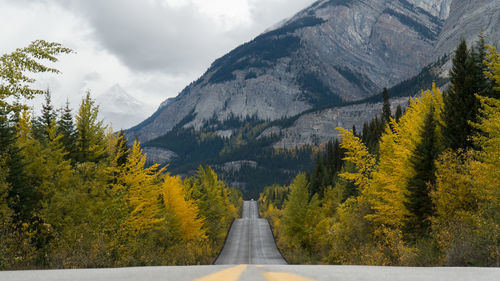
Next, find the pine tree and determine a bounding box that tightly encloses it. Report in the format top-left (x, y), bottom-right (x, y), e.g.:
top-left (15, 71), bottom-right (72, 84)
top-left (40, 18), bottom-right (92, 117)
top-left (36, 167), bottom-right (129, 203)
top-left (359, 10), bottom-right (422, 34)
top-left (115, 131), bottom-right (129, 166)
top-left (309, 155), bottom-right (327, 198)
top-left (395, 105), bottom-right (403, 122)
top-left (382, 87), bottom-right (392, 124)
top-left (326, 139), bottom-right (344, 175)
top-left (472, 33), bottom-right (494, 98)
top-left (75, 92), bottom-right (107, 163)
top-left (57, 100), bottom-right (76, 160)
top-left (443, 39), bottom-right (481, 150)
top-left (33, 90), bottom-right (57, 142)
top-left (0, 107), bottom-right (30, 222)
top-left (0, 106), bottom-right (14, 155)
top-left (404, 104), bottom-right (439, 240)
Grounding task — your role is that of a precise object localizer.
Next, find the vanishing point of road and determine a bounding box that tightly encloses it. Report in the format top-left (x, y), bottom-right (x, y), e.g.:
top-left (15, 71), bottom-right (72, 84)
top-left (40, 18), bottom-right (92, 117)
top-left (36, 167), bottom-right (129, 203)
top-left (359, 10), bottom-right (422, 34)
top-left (1, 201), bottom-right (499, 281)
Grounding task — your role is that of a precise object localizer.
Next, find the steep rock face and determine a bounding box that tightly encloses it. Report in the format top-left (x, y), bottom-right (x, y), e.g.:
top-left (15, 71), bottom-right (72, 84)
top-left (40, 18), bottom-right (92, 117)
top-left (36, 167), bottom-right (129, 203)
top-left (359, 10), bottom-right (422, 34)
top-left (273, 0), bottom-right (500, 150)
top-left (432, 0), bottom-right (500, 63)
top-left (272, 98), bottom-right (410, 148)
top-left (127, 0), bottom-right (446, 143)
top-left (407, 0), bottom-right (453, 19)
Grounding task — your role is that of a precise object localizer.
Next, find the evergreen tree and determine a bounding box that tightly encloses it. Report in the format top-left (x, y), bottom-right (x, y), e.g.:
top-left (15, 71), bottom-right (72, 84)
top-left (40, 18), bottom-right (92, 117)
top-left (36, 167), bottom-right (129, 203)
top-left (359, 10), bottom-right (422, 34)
top-left (325, 139), bottom-right (343, 176)
top-left (115, 131), bottom-right (129, 166)
top-left (382, 87), bottom-right (391, 124)
top-left (309, 155), bottom-right (327, 198)
top-left (472, 33), bottom-right (494, 98)
top-left (0, 106), bottom-right (14, 155)
top-left (395, 105), bottom-right (403, 122)
top-left (404, 105), bottom-right (439, 240)
top-left (75, 92), bottom-right (107, 163)
top-left (33, 90), bottom-right (57, 142)
top-left (361, 116), bottom-right (385, 154)
top-left (442, 39), bottom-right (481, 150)
top-left (0, 107), bottom-right (30, 222)
top-left (57, 100), bottom-right (76, 160)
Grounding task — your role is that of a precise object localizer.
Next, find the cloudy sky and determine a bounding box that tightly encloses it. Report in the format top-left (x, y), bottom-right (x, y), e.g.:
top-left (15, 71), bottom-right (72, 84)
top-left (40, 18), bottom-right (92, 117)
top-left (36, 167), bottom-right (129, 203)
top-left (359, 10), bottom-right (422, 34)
top-left (0, 0), bottom-right (316, 128)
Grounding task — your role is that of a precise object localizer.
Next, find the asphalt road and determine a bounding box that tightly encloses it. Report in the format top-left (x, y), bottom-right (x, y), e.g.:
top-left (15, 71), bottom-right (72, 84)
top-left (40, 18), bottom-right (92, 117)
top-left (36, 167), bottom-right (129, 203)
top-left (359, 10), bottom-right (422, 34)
top-left (2, 200), bottom-right (499, 281)
top-left (214, 200), bottom-right (287, 265)
top-left (2, 264), bottom-right (499, 281)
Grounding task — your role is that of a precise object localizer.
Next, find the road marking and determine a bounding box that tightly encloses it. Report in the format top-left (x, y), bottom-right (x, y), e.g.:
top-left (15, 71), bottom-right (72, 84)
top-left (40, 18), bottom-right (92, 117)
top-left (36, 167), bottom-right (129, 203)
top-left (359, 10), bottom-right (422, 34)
top-left (192, 265), bottom-right (247, 281)
top-left (262, 272), bottom-right (316, 281)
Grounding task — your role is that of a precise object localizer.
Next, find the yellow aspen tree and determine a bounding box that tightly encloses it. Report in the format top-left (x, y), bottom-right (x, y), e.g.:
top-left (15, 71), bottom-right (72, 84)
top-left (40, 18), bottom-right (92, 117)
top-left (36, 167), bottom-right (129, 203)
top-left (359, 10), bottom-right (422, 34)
top-left (185, 166), bottom-right (237, 243)
top-left (485, 45), bottom-right (500, 92)
top-left (336, 127), bottom-right (376, 192)
top-left (162, 175), bottom-right (206, 241)
top-left (431, 47), bottom-right (499, 265)
top-left (471, 96), bottom-right (500, 265)
top-left (16, 111), bottom-right (72, 209)
top-left (117, 141), bottom-right (165, 235)
top-left (364, 86), bottom-right (444, 229)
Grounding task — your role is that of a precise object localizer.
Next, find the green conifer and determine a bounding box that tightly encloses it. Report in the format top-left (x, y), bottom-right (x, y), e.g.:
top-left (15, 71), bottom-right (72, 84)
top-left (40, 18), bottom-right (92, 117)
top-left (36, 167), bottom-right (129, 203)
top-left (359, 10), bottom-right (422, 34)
top-left (75, 92), bottom-right (107, 163)
top-left (442, 39), bottom-right (485, 150)
top-left (382, 87), bottom-right (391, 124)
top-left (395, 104), bottom-right (403, 122)
top-left (404, 105), bottom-right (439, 240)
top-left (33, 90), bottom-right (57, 142)
top-left (57, 100), bottom-right (76, 160)
top-left (309, 155), bottom-right (327, 198)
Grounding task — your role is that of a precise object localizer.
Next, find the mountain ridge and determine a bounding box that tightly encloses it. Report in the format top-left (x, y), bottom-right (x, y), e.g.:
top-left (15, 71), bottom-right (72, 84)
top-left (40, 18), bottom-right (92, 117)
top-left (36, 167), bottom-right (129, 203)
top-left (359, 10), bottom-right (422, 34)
top-left (125, 0), bottom-right (499, 196)
top-left (128, 0), bottom-right (455, 143)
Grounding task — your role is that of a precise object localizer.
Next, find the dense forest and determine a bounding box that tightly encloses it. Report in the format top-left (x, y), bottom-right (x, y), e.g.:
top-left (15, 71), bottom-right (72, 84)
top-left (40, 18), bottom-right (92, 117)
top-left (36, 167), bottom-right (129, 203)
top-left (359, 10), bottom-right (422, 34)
top-left (0, 41), bottom-right (242, 269)
top-left (1, 35), bottom-right (499, 269)
top-left (142, 111), bottom-right (317, 199)
top-left (259, 38), bottom-right (500, 266)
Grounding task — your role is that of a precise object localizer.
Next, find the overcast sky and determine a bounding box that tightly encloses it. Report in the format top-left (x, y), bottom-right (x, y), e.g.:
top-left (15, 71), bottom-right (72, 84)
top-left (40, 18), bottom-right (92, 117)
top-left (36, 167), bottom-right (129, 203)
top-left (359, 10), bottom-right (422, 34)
top-left (0, 0), bottom-right (316, 126)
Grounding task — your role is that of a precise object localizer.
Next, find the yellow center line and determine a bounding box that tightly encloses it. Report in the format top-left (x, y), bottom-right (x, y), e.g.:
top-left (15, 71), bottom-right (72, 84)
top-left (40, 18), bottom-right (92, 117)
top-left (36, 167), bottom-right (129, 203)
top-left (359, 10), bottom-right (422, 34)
top-left (262, 272), bottom-right (316, 281)
top-left (192, 264), bottom-right (247, 281)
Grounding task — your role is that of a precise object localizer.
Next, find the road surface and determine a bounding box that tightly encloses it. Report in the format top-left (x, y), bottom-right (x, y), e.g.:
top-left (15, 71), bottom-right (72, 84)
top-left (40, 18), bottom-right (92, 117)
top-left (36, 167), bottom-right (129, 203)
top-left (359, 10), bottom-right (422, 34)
top-left (2, 264), bottom-right (499, 281)
top-left (214, 200), bottom-right (287, 265)
top-left (2, 200), bottom-right (499, 281)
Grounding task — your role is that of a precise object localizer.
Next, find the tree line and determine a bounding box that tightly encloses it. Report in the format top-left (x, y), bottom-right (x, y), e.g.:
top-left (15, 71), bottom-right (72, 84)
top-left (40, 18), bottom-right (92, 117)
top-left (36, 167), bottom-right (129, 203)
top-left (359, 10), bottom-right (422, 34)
top-left (259, 37), bottom-right (500, 266)
top-left (0, 40), bottom-right (242, 269)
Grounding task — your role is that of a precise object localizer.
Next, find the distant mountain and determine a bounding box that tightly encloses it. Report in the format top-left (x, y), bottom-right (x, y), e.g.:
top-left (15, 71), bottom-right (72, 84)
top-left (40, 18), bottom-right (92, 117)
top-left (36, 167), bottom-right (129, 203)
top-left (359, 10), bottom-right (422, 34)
top-left (97, 84), bottom-right (151, 130)
top-left (126, 0), bottom-right (500, 197)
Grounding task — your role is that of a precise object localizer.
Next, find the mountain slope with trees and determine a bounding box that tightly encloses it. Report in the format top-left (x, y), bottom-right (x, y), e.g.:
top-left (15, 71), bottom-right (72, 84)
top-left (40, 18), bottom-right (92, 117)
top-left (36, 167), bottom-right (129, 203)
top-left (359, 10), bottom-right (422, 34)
top-left (125, 0), bottom-right (500, 197)
top-left (259, 40), bottom-right (499, 266)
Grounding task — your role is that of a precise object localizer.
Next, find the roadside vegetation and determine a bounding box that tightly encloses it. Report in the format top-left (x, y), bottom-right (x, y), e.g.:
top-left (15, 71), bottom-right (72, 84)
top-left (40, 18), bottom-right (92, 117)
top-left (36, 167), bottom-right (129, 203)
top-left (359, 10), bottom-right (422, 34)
top-left (0, 41), bottom-right (242, 269)
top-left (259, 38), bottom-right (500, 266)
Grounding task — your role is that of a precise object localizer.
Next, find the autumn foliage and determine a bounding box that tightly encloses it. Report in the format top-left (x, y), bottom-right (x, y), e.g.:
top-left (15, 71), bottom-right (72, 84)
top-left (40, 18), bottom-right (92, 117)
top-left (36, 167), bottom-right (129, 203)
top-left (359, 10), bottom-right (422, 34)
top-left (0, 41), bottom-right (241, 269)
top-left (260, 43), bottom-right (499, 266)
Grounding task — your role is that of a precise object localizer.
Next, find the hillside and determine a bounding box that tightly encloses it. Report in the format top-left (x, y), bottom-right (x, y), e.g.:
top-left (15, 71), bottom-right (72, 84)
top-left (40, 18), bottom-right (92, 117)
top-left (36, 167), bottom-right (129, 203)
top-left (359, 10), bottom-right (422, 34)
top-left (126, 0), bottom-right (500, 196)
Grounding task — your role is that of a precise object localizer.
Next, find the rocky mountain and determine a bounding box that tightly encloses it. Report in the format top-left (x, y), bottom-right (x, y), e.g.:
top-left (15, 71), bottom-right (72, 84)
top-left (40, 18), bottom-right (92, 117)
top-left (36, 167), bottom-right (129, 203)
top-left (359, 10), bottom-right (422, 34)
top-left (126, 0), bottom-right (500, 197)
top-left (432, 0), bottom-right (500, 62)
